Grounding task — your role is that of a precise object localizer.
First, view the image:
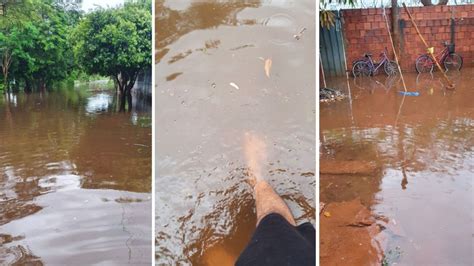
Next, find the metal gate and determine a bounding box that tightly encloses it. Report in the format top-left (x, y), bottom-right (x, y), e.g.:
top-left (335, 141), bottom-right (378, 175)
top-left (320, 11), bottom-right (346, 77)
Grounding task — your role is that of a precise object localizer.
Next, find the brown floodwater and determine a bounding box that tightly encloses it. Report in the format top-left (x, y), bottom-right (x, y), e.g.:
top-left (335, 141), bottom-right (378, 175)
top-left (155, 0), bottom-right (315, 264)
top-left (320, 69), bottom-right (473, 265)
top-left (0, 86), bottom-right (152, 265)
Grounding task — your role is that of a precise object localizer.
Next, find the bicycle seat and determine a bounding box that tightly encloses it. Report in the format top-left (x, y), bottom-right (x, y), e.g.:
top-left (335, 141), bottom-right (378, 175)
top-left (364, 53), bottom-right (372, 57)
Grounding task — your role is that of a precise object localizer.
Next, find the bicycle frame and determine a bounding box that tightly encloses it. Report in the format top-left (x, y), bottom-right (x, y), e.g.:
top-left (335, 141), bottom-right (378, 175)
top-left (426, 46), bottom-right (450, 65)
top-left (365, 50), bottom-right (389, 73)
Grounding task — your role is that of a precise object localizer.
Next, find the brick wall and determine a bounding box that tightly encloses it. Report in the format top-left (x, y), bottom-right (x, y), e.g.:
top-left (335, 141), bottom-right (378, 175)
top-left (341, 4), bottom-right (474, 72)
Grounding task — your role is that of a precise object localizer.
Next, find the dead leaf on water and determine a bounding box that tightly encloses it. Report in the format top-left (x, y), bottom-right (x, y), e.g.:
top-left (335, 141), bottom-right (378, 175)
top-left (323, 211), bottom-right (331, 217)
top-left (229, 82), bottom-right (240, 90)
top-left (264, 58), bottom-right (272, 78)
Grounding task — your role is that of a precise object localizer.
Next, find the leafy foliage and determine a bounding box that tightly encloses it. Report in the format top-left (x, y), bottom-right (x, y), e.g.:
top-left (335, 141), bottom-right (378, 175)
top-left (72, 1), bottom-right (151, 89)
top-left (0, 0), bottom-right (80, 91)
top-left (0, 0), bottom-right (151, 99)
top-left (320, 0), bottom-right (355, 29)
top-left (71, 0), bottom-right (151, 110)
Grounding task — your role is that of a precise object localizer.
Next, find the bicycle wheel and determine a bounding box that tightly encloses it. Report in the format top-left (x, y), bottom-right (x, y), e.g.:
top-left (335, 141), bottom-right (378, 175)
top-left (384, 60), bottom-right (399, 76)
top-left (415, 55), bottom-right (434, 73)
top-left (443, 53), bottom-right (463, 71)
top-left (352, 61), bottom-right (371, 77)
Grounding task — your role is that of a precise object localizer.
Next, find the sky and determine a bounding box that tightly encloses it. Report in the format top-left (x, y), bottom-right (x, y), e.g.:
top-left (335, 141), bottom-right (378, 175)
top-left (81, 0), bottom-right (124, 12)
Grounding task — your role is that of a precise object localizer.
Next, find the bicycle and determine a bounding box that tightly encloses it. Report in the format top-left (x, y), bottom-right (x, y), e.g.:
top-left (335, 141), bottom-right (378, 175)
top-left (352, 47), bottom-right (399, 77)
top-left (415, 41), bottom-right (463, 73)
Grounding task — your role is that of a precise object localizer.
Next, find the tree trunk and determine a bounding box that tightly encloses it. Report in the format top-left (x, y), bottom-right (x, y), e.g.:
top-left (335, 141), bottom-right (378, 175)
top-left (2, 49), bottom-right (12, 94)
top-left (3, 71), bottom-right (8, 94)
top-left (119, 89), bottom-right (127, 112)
top-left (126, 87), bottom-right (133, 112)
top-left (24, 78), bottom-right (32, 93)
top-left (39, 80), bottom-right (46, 93)
top-left (115, 70), bottom-right (139, 112)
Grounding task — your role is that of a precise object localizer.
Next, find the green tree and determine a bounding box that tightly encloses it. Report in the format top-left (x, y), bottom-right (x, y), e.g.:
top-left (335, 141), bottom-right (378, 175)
top-left (0, 0), bottom-right (79, 92)
top-left (72, 1), bottom-right (151, 111)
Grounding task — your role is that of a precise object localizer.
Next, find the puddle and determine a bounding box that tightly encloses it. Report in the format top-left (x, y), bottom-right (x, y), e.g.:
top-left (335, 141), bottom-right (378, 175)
top-left (320, 69), bottom-right (474, 265)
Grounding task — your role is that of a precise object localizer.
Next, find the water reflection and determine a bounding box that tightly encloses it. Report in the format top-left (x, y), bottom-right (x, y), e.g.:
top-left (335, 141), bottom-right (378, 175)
top-left (85, 93), bottom-right (113, 114)
top-left (320, 69), bottom-right (473, 265)
top-left (156, 0), bottom-right (315, 264)
top-left (0, 86), bottom-right (151, 264)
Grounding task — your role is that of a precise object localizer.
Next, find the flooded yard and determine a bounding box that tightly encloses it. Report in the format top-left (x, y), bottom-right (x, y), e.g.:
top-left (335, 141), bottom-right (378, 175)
top-left (155, 0), bottom-right (315, 264)
top-left (0, 87), bottom-right (151, 264)
top-left (320, 69), bottom-right (473, 265)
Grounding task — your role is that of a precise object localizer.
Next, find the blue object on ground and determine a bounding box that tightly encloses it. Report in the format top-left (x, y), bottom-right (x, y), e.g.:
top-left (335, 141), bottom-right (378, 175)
top-left (399, 91), bottom-right (420, 96)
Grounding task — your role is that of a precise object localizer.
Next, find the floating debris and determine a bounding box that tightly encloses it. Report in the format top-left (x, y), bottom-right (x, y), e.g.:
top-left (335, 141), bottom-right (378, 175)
top-left (230, 44), bottom-right (255, 51)
top-left (320, 87), bottom-right (347, 103)
top-left (293, 27), bottom-right (307, 40)
top-left (264, 58), bottom-right (272, 78)
top-left (399, 91), bottom-right (420, 96)
top-left (229, 82), bottom-right (240, 90)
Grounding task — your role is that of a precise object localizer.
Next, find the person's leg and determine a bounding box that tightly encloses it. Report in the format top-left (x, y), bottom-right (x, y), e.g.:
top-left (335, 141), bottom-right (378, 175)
top-left (253, 180), bottom-right (296, 226)
top-left (244, 132), bottom-right (296, 226)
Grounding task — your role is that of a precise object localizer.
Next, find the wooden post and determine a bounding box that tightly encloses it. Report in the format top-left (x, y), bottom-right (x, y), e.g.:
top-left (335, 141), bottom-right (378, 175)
top-left (382, 8), bottom-right (408, 92)
top-left (319, 53), bottom-right (327, 88)
top-left (402, 3), bottom-right (454, 89)
top-left (391, 0), bottom-right (401, 65)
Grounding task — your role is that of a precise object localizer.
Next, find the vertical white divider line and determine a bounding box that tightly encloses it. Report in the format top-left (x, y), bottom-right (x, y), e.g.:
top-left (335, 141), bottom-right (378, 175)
top-left (315, 3), bottom-right (320, 266)
top-left (151, 0), bottom-right (156, 264)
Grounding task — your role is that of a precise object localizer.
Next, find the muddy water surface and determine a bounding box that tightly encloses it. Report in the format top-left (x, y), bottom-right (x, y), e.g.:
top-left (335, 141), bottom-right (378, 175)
top-left (320, 70), bottom-right (473, 265)
top-left (0, 86), bottom-right (151, 265)
top-left (156, 0), bottom-right (315, 264)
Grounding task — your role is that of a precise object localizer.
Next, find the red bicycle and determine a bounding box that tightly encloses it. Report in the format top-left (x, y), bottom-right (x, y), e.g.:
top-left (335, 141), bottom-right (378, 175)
top-left (415, 41), bottom-right (463, 73)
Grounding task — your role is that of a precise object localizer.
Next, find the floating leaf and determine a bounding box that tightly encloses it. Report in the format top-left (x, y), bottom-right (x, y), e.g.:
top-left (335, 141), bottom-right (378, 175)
top-left (323, 211), bottom-right (331, 217)
top-left (229, 82), bottom-right (240, 90)
top-left (264, 58), bottom-right (272, 78)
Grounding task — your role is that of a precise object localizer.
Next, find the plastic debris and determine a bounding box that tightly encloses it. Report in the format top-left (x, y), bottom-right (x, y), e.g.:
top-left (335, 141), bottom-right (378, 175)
top-left (398, 91), bottom-right (420, 96)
